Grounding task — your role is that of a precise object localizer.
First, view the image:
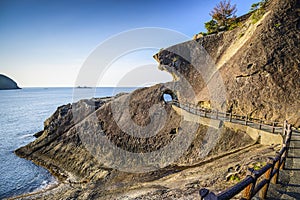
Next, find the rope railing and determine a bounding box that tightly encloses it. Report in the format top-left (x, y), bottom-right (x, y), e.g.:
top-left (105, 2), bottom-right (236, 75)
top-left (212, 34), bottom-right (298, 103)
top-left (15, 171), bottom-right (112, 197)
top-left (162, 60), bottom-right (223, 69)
top-left (170, 100), bottom-right (283, 134)
top-left (198, 122), bottom-right (292, 200)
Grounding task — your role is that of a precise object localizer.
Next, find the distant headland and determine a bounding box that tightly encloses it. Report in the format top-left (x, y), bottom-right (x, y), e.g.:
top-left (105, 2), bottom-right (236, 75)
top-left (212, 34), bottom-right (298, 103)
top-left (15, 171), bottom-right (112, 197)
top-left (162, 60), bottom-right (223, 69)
top-left (0, 74), bottom-right (21, 90)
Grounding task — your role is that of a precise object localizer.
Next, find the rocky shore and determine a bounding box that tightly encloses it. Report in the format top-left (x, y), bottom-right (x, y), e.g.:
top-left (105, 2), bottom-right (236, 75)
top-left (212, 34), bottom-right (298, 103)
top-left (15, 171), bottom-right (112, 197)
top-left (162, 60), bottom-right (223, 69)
top-left (13, 0), bottom-right (299, 199)
top-left (14, 85), bottom-right (278, 199)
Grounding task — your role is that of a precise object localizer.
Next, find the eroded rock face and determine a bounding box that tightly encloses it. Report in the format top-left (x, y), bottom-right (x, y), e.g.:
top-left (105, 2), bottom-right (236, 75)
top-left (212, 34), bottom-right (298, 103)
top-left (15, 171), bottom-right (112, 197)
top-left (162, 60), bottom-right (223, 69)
top-left (154, 0), bottom-right (300, 127)
top-left (14, 0), bottom-right (298, 198)
top-left (15, 97), bottom-right (111, 181)
top-left (15, 84), bottom-right (254, 199)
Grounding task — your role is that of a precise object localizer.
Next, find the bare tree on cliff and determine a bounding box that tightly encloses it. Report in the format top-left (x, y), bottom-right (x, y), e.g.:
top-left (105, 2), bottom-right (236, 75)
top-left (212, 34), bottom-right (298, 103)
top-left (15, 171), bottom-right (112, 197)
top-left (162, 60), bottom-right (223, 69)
top-left (210, 0), bottom-right (237, 30)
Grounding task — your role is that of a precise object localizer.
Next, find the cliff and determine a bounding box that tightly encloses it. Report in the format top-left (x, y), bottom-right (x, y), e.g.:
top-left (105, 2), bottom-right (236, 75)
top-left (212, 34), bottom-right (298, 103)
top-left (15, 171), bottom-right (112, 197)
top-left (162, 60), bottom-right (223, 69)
top-left (155, 0), bottom-right (300, 127)
top-left (0, 74), bottom-right (20, 90)
top-left (14, 0), bottom-right (299, 199)
top-left (15, 84), bottom-right (260, 199)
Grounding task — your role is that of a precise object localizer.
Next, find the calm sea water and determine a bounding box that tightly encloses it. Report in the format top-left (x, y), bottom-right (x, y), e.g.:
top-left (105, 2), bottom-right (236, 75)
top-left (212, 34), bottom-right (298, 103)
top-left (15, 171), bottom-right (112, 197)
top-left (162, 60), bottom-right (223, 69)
top-left (0, 87), bottom-right (136, 199)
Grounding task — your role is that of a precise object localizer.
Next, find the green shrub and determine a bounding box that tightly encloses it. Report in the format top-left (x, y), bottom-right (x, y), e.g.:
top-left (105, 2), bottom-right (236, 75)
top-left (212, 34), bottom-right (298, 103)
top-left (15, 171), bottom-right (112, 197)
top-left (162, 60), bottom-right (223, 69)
top-left (205, 19), bottom-right (218, 34)
top-left (228, 20), bottom-right (241, 30)
top-left (250, 0), bottom-right (268, 24)
top-left (251, 8), bottom-right (265, 24)
top-left (229, 174), bottom-right (241, 182)
top-left (199, 32), bottom-right (208, 36)
top-left (252, 161), bottom-right (266, 170)
top-left (204, 0), bottom-right (238, 34)
top-left (274, 23), bottom-right (281, 28)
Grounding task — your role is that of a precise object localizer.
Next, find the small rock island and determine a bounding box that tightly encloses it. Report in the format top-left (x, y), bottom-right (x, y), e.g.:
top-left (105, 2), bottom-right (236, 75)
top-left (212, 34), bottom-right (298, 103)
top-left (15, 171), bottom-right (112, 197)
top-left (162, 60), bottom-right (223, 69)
top-left (0, 74), bottom-right (21, 90)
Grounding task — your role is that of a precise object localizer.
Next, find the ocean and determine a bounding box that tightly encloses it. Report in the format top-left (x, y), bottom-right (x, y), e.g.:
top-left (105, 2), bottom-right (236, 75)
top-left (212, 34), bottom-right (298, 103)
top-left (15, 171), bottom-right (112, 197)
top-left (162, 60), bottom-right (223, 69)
top-left (0, 87), bottom-right (136, 199)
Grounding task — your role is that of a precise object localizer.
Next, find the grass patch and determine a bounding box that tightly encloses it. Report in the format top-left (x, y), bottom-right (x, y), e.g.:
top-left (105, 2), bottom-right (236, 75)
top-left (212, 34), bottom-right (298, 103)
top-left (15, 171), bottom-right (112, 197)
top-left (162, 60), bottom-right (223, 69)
top-left (251, 9), bottom-right (265, 24)
top-left (274, 23), bottom-right (281, 28)
top-left (229, 174), bottom-right (241, 182)
top-left (239, 32), bottom-right (245, 38)
top-left (250, 161), bottom-right (267, 171)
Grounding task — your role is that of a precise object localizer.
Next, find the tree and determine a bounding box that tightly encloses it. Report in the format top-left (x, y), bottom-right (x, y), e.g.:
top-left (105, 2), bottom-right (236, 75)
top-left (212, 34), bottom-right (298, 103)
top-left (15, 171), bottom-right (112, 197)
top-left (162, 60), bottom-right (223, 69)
top-left (205, 20), bottom-right (218, 34)
top-left (210, 0), bottom-right (237, 29)
top-left (250, 3), bottom-right (260, 12)
top-left (249, 0), bottom-right (268, 24)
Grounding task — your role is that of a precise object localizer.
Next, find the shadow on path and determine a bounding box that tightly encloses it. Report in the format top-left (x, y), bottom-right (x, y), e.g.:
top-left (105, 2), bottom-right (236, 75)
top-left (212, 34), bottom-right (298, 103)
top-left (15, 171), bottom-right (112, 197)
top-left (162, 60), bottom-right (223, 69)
top-left (267, 132), bottom-right (300, 199)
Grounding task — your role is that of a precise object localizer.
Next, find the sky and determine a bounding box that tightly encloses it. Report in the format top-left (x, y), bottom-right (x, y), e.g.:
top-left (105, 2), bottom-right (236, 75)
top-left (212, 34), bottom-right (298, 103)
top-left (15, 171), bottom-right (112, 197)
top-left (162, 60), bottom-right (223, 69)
top-left (0, 0), bottom-right (258, 87)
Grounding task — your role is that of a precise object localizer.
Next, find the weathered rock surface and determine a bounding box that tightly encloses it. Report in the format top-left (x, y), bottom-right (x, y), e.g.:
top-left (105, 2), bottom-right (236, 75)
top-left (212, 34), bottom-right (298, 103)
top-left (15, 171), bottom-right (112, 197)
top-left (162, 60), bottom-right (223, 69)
top-left (154, 0), bottom-right (300, 127)
top-left (0, 74), bottom-right (20, 90)
top-left (13, 0), bottom-right (298, 199)
top-left (15, 84), bottom-right (258, 199)
top-left (16, 97), bottom-right (111, 181)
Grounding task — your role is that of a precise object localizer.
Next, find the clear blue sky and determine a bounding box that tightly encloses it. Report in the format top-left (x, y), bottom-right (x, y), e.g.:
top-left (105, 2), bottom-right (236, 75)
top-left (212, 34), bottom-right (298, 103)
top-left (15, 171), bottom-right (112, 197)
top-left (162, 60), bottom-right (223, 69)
top-left (0, 0), bottom-right (258, 87)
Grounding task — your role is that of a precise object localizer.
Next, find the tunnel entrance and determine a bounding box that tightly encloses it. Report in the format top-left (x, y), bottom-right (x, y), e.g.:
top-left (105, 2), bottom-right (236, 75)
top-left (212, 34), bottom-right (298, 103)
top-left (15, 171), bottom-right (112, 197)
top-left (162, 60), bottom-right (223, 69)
top-left (161, 89), bottom-right (177, 103)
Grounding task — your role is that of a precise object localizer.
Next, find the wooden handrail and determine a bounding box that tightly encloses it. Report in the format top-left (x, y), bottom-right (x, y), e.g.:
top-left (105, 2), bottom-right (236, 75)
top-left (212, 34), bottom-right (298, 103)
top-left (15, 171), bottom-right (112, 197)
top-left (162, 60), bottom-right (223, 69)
top-left (170, 100), bottom-right (284, 133)
top-left (199, 123), bottom-right (293, 200)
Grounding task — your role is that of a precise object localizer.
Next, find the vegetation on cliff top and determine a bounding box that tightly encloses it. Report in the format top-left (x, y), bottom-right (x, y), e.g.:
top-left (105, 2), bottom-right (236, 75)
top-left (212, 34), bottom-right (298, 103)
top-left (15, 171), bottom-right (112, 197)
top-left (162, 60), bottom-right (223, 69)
top-left (203, 0), bottom-right (268, 35)
top-left (205, 0), bottom-right (237, 34)
top-left (250, 0), bottom-right (268, 24)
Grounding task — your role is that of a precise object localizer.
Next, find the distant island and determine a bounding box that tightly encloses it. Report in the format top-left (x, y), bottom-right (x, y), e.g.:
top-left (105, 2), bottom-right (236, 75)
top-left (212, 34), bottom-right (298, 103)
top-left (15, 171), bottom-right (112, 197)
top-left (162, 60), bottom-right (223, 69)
top-left (0, 74), bottom-right (21, 90)
top-left (76, 86), bottom-right (92, 89)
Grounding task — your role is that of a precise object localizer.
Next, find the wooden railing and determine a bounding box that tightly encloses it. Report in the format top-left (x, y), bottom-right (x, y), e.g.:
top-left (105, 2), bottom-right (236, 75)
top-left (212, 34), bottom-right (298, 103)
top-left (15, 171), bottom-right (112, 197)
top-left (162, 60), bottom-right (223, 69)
top-left (171, 100), bottom-right (283, 134)
top-left (198, 122), bottom-right (293, 200)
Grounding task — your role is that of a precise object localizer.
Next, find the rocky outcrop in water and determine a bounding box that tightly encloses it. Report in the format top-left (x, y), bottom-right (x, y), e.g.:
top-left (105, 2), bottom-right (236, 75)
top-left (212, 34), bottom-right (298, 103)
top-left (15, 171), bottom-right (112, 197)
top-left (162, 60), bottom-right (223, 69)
top-left (0, 74), bottom-right (20, 90)
top-left (14, 0), bottom-right (299, 199)
top-left (15, 84), bottom-right (256, 199)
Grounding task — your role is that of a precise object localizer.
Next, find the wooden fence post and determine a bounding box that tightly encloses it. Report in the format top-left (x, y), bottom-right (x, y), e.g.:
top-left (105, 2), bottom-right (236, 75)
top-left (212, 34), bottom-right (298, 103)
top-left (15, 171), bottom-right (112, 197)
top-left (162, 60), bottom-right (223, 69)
top-left (259, 158), bottom-right (274, 199)
top-left (284, 120), bottom-right (288, 130)
top-left (280, 144), bottom-right (287, 170)
top-left (243, 168), bottom-right (257, 200)
top-left (271, 156), bottom-right (280, 184)
top-left (272, 122), bottom-right (275, 133)
top-left (259, 119), bottom-right (262, 130)
top-left (285, 125), bottom-right (292, 158)
top-left (283, 120), bottom-right (287, 135)
top-left (230, 113), bottom-right (232, 122)
top-left (204, 109), bottom-right (207, 117)
top-left (197, 121), bottom-right (293, 200)
top-left (245, 116), bottom-right (248, 125)
top-left (216, 110), bottom-right (219, 120)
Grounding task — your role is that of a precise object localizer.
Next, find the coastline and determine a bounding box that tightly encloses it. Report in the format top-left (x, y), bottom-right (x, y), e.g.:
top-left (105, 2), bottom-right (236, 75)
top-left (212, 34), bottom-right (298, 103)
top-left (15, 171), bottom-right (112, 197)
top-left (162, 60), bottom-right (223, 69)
top-left (11, 85), bottom-right (274, 199)
top-left (9, 182), bottom-right (61, 200)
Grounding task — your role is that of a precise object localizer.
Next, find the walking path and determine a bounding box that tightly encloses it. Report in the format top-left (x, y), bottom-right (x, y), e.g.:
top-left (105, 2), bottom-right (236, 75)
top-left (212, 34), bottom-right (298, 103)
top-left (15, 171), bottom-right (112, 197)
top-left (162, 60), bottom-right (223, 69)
top-left (171, 100), bottom-right (284, 134)
top-left (267, 130), bottom-right (300, 199)
top-left (284, 131), bottom-right (300, 199)
top-left (170, 100), bottom-right (300, 199)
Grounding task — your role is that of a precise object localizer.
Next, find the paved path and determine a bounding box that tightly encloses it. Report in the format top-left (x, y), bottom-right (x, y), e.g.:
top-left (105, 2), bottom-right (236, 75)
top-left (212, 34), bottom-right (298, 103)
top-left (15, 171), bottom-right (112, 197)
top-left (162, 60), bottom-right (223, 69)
top-left (266, 130), bottom-right (300, 200)
top-left (172, 101), bottom-right (300, 199)
top-left (173, 102), bottom-right (284, 134)
top-left (280, 131), bottom-right (300, 199)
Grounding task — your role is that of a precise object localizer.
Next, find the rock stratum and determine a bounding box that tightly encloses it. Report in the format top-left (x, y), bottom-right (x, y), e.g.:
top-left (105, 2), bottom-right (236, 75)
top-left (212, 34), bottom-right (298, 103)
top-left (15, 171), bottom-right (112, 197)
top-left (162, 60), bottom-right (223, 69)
top-left (155, 0), bottom-right (300, 127)
top-left (0, 74), bottom-right (20, 90)
top-left (14, 0), bottom-right (299, 199)
top-left (15, 86), bottom-right (269, 199)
